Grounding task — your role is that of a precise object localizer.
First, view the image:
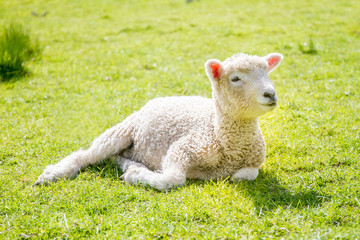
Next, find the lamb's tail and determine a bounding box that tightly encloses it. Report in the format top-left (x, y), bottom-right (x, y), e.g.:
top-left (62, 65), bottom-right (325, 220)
top-left (33, 117), bottom-right (134, 186)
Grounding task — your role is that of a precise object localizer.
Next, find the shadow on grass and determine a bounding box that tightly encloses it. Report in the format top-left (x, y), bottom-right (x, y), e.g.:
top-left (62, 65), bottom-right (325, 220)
top-left (0, 67), bottom-right (30, 82)
top-left (239, 170), bottom-right (329, 211)
top-left (86, 161), bottom-right (329, 211)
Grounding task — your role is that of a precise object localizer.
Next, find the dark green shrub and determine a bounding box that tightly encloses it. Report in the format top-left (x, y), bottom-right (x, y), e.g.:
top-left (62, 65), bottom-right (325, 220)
top-left (0, 22), bottom-right (41, 81)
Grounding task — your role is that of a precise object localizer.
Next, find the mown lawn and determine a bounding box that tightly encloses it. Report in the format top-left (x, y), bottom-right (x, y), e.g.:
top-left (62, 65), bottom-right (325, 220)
top-left (1, 0), bottom-right (359, 239)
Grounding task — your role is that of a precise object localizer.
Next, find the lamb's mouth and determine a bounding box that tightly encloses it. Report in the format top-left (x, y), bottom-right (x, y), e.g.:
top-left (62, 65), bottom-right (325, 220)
top-left (261, 102), bottom-right (277, 107)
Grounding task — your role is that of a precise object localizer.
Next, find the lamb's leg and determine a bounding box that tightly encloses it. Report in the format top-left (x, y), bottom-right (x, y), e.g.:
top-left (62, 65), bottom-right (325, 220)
top-left (114, 157), bottom-right (148, 173)
top-left (120, 165), bottom-right (186, 191)
top-left (118, 145), bottom-right (189, 191)
top-left (230, 167), bottom-right (259, 182)
top-left (33, 123), bottom-right (133, 185)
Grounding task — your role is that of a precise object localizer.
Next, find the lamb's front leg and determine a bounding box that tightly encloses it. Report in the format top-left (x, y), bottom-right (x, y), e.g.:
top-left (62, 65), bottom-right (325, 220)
top-left (230, 167), bottom-right (259, 182)
top-left (118, 143), bottom-right (189, 191)
top-left (33, 123), bottom-right (133, 185)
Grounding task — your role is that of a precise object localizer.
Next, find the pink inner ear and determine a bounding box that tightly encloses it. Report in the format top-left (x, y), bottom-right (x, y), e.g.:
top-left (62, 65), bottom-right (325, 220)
top-left (267, 57), bottom-right (280, 71)
top-left (210, 63), bottom-right (220, 79)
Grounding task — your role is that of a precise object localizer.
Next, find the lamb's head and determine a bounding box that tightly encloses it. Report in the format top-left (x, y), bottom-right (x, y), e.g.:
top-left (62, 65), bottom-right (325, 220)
top-left (205, 53), bottom-right (283, 120)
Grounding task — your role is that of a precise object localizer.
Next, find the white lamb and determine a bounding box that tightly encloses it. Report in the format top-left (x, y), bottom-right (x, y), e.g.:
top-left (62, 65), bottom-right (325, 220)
top-left (34, 52), bottom-right (283, 191)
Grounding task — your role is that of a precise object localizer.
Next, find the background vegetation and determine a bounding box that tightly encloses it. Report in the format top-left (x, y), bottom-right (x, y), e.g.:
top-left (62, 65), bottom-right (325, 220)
top-left (0, 22), bottom-right (40, 81)
top-left (0, 0), bottom-right (359, 238)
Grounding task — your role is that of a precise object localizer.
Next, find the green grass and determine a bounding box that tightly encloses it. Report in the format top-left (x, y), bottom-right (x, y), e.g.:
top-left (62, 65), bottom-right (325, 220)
top-left (0, 0), bottom-right (359, 238)
top-left (0, 21), bottom-right (40, 80)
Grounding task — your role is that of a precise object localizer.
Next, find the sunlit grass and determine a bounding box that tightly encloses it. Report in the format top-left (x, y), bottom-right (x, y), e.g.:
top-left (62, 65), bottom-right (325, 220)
top-left (0, 0), bottom-right (359, 238)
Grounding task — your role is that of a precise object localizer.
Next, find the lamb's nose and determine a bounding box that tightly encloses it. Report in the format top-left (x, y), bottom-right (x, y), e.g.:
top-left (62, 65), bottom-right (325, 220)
top-left (263, 91), bottom-right (277, 102)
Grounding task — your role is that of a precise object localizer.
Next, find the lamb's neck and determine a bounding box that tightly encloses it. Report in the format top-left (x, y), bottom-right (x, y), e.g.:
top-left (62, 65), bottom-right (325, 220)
top-left (214, 110), bottom-right (262, 147)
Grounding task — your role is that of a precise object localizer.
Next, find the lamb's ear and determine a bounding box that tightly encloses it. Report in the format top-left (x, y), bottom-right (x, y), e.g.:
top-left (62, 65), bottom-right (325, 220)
top-left (205, 59), bottom-right (224, 81)
top-left (264, 53), bottom-right (283, 73)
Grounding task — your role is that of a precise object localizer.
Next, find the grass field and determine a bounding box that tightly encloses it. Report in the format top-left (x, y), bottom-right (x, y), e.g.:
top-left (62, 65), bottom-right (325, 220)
top-left (1, 0), bottom-right (359, 238)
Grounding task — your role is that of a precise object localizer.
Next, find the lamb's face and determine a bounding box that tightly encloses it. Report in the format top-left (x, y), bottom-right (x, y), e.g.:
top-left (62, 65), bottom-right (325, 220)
top-left (205, 53), bottom-right (283, 119)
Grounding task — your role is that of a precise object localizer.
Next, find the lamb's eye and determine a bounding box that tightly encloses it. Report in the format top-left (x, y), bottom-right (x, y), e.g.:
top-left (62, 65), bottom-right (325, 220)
top-left (231, 76), bottom-right (241, 82)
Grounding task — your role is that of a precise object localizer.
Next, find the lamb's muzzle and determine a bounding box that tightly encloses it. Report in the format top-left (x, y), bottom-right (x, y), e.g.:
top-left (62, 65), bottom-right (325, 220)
top-left (262, 89), bottom-right (277, 105)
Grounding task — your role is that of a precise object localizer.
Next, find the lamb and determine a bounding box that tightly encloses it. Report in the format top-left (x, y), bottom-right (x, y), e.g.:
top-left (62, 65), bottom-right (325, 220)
top-left (34, 52), bottom-right (283, 191)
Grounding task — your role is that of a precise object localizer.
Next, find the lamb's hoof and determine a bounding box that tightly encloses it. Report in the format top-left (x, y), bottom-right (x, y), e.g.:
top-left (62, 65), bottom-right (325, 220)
top-left (32, 173), bottom-right (56, 186)
top-left (230, 167), bottom-right (259, 182)
top-left (121, 167), bottom-right (143, 185)
top-left (32, 180), bottom-right (48, 186)
top-left (33, 177), bottom-right (49, 186)
top-left (32, 166), bottom-right (61, 186)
